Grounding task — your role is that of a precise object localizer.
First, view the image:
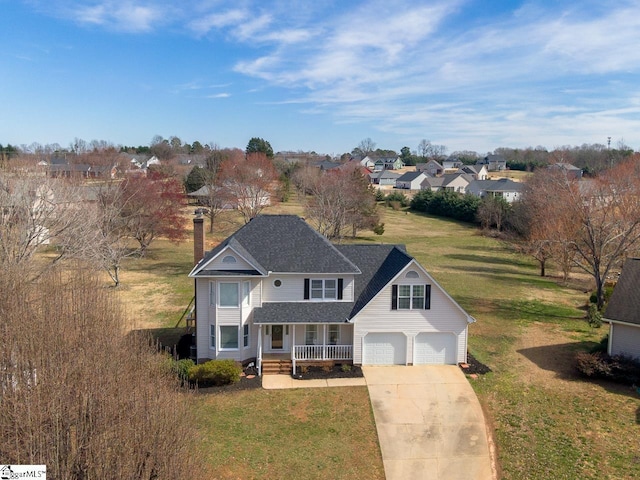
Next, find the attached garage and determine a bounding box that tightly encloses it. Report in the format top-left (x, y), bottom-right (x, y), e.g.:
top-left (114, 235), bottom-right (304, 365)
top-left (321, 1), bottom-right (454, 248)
top-left (414, 332), bottom-right (457, 365)
top-left (363, 332), bottom-right (407, 365)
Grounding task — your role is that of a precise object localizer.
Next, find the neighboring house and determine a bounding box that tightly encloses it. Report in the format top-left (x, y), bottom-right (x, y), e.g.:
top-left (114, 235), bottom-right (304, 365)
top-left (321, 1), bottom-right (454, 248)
top-left (396, 171), bottom-right (428, 190)
top-left (477, 154), bottom-right (507, 172)
top-left (604, 258), bottom-right (640, 360)
top-left (441, 173), bottom-right (474, 194)
top-left (420, 176), bottom-right (445, 192)
top-left (548, 162), bottom-right (583, 180)
top-left (441, 160), bottom-right (463, 173)
top-left (466, 178), bottom-right (523, 203)
top-left (359, 156), bottom-right (376, 169)
top-left (459, 165), bottom-right (488, 180)
top-left (188, 215), bottom-right (474, 374)
top-left (416, 160), bottom-right (444, 177)
top-left (374, 157), bottom-right (405, 171)
top-left (369, 170), bottom-right (400, 186)
top-left (317, 160), bottom-right (341, 171)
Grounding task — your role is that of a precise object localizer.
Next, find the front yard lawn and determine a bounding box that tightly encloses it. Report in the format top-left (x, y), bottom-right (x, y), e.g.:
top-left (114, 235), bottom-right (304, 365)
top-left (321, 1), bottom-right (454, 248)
top-left (193, 387), bottom-right (384, 480)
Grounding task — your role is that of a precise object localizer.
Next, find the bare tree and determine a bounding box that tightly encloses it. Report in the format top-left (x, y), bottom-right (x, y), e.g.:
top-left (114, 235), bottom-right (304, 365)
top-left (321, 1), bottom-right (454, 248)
top-left (0, 172), bottom-right (90, 276)
top-left (0, 265), bottom-right (207, 478)
top-left (220, 151), bottom-right (279, 224)
top-left (306, 164), bottom-right (379, 240)
top-left (357, 138), bottom-right (376, 157)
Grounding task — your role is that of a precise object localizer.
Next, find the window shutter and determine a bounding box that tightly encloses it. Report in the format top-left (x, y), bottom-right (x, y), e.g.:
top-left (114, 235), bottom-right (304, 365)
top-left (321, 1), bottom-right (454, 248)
top-left (425, 284), bottom-right (431, 310)
top-left (391, 285), bottom-right (398, 310)
top-left (337, 278), bottom-right (343, 300)
top-left (304, 278), bottom-right (310, 300)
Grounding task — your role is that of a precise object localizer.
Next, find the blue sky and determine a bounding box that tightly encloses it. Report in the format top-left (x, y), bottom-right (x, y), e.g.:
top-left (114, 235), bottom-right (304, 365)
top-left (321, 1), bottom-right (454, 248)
top-left (2, 0), bottom-right (640, 156)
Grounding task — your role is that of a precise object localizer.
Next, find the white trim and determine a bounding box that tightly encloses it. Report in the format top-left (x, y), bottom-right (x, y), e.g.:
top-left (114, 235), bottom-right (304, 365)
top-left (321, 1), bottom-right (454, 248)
top-left (189, 244), bottom-right (267, 277)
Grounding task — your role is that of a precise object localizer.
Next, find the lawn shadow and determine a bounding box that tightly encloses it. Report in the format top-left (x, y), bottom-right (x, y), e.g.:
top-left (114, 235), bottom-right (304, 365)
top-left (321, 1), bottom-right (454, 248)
top-left (445, 253), bottom-right (533, 269)
top-left (130, 326), bottom-right (192, 356)
top-left (517, 342), bottom-right (640, 400)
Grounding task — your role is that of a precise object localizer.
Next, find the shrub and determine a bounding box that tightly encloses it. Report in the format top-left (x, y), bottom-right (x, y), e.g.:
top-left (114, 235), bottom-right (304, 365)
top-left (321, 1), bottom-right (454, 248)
top-left (172, 358), bottom-right (195, 380)
top-left (575, 352), bottom-right (611, 377)
top-left (372, 222), bottom-right (385, 236)
top-left (587, 304), bottom-right (603, 328)
top-left (575, 351), bottom-right (640, 385)
top-left (385, 191), bottom-right (409, 207)
top-left (374, 189), bottom-right (386, 202)
top-left (340, 363), bottom-right (352, 372)
top-left (189, 359), bottom-right (241, 386)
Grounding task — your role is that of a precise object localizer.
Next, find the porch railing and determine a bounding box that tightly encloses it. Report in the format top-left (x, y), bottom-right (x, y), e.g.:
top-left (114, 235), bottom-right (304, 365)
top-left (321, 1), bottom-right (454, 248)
top-left (293, 345), bottom-right (352, 361)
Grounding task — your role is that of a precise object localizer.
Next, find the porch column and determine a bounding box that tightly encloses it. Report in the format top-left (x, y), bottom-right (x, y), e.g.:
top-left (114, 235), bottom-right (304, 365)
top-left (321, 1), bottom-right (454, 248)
top-left (291, 324), bottom-right (296, 375)
top-left (257, 325), bottom-right (263, 376)
top-left (322, 324), bottom-right (327, 360)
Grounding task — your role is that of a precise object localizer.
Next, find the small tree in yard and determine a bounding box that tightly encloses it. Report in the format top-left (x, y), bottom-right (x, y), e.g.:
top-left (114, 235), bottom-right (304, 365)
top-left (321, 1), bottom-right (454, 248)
top-left (120, 172), bottom-right (187, 256)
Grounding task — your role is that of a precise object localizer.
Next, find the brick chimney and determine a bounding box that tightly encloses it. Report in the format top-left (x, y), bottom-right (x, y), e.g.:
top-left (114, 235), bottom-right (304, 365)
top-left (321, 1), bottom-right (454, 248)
top-left (193, 212), bottom-right (205, 266)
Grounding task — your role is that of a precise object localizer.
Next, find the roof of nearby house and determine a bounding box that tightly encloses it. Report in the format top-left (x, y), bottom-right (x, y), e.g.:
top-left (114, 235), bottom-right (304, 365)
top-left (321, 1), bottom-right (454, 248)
top-left (192, 215), bottom-right (361, 277)
top-left (604, 258), bottom-right (640, 326)
top-left (441, 173), bottom-right (474, 187)
top-left (421, 176), bottom-right (445, 188)
top-left (460, 165), bottom-right (484, 175)
top-left (470, 178), bottom-right (523, 192)
top-left (396, 171), bottom-right (425, 182)
top-left (549, 162), bottom-right (582, 171)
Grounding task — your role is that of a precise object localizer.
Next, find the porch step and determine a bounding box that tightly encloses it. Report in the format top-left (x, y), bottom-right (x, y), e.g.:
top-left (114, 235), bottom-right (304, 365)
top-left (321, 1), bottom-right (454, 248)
top-left (261, 359), bottom-right (292, 375)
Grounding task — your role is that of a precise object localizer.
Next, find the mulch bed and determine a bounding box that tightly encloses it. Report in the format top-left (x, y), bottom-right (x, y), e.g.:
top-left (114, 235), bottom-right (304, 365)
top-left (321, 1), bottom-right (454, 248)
top-left (196, 373), bottom-right (262, 393)
top-left (293, 364), bottom-right (364, 380)
top-left (460, 353), bottom-right (492, 375)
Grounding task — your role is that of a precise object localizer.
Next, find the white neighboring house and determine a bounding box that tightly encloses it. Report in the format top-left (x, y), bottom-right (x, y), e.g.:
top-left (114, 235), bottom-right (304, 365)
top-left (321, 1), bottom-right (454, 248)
top-left (466, 178), bottom-right (523, 203)
top-left (604, 258), bottom-right (640, 360)
top-left (188, 215), bottom-right (475, 374)
top-left (395, 171), bottom-right (428, 190)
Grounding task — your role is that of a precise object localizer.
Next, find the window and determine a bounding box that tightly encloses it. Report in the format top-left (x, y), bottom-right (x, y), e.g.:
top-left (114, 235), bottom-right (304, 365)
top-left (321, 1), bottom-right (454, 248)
top-left (273, 279), bottom-right (282, 287)
top-left (219, 283), bottom-right (239, 307)
top-left (243, 324), bottom-right (249, 348)
top-left (405, 270), bottom-right (420, 279)
top-left (328, 325), bottom-right (340, 345)
top-left (305, 325), bottom-right (318, 345)
top-left (306, 278), bottom-right (341, 300)
top-left (392, 284), bottom-right (431, 310)
top-left (219, 326), bottom-right (238, 350)
top-left (242, 281), bottom-right (250, 307)
top-left (222, 255), bottom-right (237, 264)
top-left (210, 324), bottom-right (216, 349)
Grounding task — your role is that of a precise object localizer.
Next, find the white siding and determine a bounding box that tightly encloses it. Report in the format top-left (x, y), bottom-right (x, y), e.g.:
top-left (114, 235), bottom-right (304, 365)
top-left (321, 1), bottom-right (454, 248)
top-left (291, 324), bottom-right (353, 346)
top-left (195, 279), bottom-right (212, 362)
top-left (261, 274), bottom-right (354, 302)
top-left (200, 247), bottom-right (257, 272)
top-left (352, 264), bottom-right (468, 365)
top-left (609, 323), bottom-right (640, 360)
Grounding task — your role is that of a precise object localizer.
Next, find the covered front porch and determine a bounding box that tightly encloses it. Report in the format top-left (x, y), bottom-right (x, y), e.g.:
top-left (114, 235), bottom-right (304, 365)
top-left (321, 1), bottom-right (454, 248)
top-left (257, 323), bottom-right (353, 375)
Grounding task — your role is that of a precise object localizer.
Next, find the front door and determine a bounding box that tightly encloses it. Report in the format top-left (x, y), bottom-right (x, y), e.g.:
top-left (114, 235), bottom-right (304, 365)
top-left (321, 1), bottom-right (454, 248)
top-left (271, 325), bottom-right (284, 350)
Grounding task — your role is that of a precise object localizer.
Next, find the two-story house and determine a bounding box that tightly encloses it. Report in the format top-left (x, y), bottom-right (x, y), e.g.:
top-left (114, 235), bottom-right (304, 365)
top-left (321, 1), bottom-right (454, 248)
top-left (189, 215), bottom-right (474, 374)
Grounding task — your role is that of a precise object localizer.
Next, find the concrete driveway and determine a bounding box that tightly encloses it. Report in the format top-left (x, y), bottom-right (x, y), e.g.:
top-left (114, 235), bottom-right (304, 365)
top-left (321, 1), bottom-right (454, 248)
top-left (363, 365), bottom-right (494, 480)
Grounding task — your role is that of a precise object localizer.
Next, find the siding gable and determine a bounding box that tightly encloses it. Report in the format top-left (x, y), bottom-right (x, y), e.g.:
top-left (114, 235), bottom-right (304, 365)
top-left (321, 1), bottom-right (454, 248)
top-left (199, 246), bottom-right (258, 272)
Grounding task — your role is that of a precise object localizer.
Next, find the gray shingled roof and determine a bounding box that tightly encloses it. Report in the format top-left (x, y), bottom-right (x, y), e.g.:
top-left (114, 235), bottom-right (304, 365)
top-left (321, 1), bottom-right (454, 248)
top-left (604, 258), bottom-right (640, 325)
top-left (396, 171), bottom-right (424, 182)
top-left (193, 215), bottom-right (360, 276)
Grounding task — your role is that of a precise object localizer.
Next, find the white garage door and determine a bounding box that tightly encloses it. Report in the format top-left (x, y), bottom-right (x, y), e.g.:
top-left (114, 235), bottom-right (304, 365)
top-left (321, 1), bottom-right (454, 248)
top-left (363, 333), bottom-right (406, 365)
top-left (414, 333), bottom-right (457, 365)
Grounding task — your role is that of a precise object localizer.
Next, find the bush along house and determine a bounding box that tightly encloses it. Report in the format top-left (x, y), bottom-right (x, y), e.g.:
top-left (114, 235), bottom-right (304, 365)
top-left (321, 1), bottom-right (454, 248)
top-left (188, 214), bottom-right (475, 375)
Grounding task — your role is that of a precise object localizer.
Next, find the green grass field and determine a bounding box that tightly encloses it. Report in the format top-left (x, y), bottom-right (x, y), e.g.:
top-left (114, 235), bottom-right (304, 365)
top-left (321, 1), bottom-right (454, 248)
top-left (116, 200), bottom-right (640, 479)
